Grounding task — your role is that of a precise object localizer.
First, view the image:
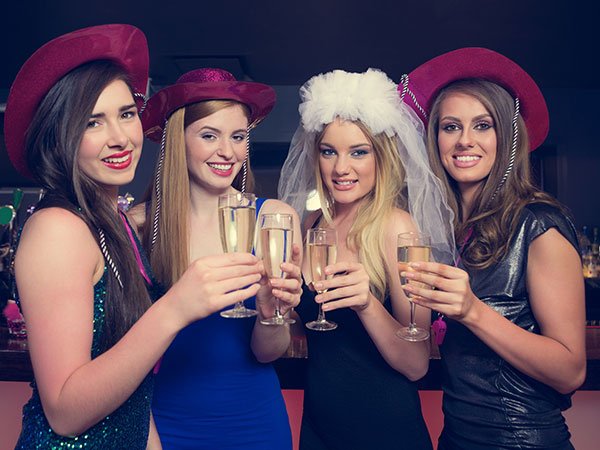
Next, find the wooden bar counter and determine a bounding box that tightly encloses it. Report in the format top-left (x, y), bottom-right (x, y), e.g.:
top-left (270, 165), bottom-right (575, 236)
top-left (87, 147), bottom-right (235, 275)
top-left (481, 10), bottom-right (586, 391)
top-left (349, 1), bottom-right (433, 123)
top-left (2, 323), bottom-right (599, 390)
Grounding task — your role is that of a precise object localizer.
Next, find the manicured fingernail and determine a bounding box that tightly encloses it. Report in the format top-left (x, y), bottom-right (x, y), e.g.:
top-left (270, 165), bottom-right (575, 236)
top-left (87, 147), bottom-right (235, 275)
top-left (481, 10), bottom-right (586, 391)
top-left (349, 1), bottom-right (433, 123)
top-left (409, 262), bottom-right (421, 268)
top-left (314, 282), bottom-right (323, 290)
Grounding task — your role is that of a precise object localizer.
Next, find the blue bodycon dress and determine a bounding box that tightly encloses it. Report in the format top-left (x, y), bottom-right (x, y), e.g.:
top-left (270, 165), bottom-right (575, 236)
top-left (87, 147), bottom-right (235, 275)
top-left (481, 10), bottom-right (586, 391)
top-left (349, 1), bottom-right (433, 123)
top-left (152, 198), bottom-right (292, 449)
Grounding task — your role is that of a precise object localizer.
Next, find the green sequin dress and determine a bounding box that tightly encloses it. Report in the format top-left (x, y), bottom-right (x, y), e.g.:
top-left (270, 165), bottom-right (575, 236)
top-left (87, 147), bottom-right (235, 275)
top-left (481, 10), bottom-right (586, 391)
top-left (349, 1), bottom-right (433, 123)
top-left (15, 270), bottom-right (154, 449)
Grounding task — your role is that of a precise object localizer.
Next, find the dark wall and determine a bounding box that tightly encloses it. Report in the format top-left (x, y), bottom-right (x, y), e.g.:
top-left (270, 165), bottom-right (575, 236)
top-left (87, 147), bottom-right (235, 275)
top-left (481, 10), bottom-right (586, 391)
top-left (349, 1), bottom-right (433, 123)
top-left (543, 88), bottom-right (600, 229)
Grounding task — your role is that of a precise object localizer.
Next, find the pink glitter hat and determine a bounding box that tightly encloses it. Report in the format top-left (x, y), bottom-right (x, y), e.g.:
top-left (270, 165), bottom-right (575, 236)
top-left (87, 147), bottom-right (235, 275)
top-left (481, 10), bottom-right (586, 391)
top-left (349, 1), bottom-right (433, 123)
top-left (142, 68), bottom-right (276, 142)
top-left (399, 47), bottom-right (549, 151)
top-left (4, 24), bottom-right (149, 177)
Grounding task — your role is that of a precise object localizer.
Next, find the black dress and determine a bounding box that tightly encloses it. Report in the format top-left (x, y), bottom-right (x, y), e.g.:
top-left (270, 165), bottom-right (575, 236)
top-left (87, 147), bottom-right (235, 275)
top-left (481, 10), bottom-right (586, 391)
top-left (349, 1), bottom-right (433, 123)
top-left (438, 203), bottom-right (578, 450)
top-left (296, 286), bottom-right (433, 450)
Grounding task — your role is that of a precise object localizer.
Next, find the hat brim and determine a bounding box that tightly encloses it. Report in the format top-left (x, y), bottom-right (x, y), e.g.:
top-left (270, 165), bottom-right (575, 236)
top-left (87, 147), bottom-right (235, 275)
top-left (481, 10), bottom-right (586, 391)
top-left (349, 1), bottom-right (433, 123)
top-left (4, 24), bottom-right (149, 178)
top-left (402, 47), bottom-right (549, 151)
top-left (142, 81), bottom-right (276, 142)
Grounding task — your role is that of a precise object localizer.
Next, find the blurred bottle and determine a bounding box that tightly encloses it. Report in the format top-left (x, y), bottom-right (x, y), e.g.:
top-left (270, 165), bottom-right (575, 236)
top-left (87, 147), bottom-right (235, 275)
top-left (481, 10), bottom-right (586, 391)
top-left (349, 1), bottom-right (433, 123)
top-left (580, 226), bottom-right (593, 278)
top-left (580, 226), bottom-right (591, 250)
top-left (592, 227), bottom-right (599, 277)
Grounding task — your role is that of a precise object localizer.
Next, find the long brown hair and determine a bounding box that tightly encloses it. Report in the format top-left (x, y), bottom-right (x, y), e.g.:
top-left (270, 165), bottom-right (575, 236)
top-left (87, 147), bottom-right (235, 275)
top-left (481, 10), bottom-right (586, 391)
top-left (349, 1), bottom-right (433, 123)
top-left (314, 120), bottom-right (407, 301)
top-left (143, 100), bottom-right (252, 288)
top-left (427, 79), bottom-right (562, 269)
top-left (25, 60), bottom-right (152, 350)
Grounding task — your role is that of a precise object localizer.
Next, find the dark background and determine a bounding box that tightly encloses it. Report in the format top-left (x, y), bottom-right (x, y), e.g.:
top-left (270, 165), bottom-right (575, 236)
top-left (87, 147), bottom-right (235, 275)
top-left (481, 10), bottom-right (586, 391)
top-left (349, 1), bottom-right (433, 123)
top-left (0, 0), bottom-right (599, 230)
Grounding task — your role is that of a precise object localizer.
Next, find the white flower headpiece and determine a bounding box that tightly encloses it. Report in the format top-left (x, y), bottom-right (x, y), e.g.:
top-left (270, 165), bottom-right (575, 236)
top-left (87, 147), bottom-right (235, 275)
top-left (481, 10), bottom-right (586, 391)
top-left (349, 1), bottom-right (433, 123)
top-left (299, 69), bottom-right (405, 137)
top-left (278, 68), bottom-right (456, 264)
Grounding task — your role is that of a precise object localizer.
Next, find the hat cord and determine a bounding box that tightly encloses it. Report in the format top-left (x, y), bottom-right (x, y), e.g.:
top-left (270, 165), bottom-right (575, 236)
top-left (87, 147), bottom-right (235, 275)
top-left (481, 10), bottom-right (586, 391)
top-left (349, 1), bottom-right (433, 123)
top-left (489, 97), bottom-right (520, 203)
top-left (150, 120), bottom-right (168, 251)
top-left (133, 92), bottom-right (148, 115)
top-left (241, 125), bottom-right (250, 193)
top-left (399, 74), bottom-right (428, 122)
top-left (98, 228), bottom-right (123, 289)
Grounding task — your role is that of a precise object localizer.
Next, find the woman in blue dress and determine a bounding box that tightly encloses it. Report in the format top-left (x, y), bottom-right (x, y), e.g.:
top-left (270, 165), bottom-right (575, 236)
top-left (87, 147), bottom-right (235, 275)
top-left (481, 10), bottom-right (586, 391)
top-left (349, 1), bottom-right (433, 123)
top-left (5, 25), bottom-right (263, 450)
top-left (131, 68), bottom-right (302, 449)
top-left (399, 48), bottom-right (586, 449)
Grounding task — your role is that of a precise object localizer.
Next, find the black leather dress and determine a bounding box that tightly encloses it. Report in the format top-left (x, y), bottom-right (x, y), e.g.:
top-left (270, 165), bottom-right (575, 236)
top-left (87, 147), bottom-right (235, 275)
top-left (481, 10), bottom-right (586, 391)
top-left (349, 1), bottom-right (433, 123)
top-left (438, 203), bottom-right (578, 450)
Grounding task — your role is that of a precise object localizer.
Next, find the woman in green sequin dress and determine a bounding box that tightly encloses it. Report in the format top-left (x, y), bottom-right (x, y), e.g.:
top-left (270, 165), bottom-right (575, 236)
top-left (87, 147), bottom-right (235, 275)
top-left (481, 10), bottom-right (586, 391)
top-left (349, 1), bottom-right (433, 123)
top-left (5, 25), bottom-right (264, 450)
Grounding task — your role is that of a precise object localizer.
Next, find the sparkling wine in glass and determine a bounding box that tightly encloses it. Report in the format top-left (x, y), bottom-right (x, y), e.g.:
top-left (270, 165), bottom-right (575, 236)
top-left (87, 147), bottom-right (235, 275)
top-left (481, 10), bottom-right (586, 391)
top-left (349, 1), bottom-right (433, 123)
top-left (396, 231), bottom-right (431, 341)
top-left (218, 192), bottom-right (258, 318)
top-left (259, 213), bottom-right (296, 326)
top-left (305, 228), bottom-right (338, 331)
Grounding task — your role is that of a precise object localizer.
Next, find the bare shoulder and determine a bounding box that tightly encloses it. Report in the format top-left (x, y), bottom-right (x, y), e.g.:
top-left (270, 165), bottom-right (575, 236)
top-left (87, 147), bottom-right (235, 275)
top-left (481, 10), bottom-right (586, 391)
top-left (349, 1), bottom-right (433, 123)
top-left (22, 207), bottom-right (93, 240)
top-left (259, 199), bottom-right (302, 226)
top-left (260, 199), bottom-right (297, 216)
top-left (385, 208), bottom-right (417, 237)
top-left (16, 207), bottom-right (100, 281)
top-left (128, 203), bottom-right (147, 230)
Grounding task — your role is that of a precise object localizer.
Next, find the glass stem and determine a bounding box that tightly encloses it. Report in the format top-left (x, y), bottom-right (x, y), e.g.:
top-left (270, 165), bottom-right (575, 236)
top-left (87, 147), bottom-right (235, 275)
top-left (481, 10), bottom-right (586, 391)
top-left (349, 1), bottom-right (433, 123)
top-left (274, 299), bottom-right (283, 319)
top-left (409, 301), bottom-right (417, 330)
top-left (316, 303), bottom-right (326, 323)
top-left (234, 301), bottom-right (245, 310)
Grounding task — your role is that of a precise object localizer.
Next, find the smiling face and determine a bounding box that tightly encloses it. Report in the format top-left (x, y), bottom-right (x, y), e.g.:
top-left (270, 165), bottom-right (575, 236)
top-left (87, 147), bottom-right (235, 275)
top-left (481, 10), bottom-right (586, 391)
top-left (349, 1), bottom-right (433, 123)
top-left (77, 79), bottom-right (142, 193)
top-left (183, 104), bottom-right (249, 194)
top-left (317, 118), bottom-right (376, 207)
top-left (437, 92), bottom-right (498, 200)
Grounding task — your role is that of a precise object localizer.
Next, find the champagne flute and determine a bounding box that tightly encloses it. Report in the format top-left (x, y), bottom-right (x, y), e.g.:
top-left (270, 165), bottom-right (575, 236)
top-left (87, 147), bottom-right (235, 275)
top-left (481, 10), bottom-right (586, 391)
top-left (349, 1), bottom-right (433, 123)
top-left (218, 192), bottom-right (258, 318)
top-left (305, 228), bottom-right (338, 331)
top-left (259, 213), bottom-right (296, 326)
top-left (396, 231), bottom-right (431, 341)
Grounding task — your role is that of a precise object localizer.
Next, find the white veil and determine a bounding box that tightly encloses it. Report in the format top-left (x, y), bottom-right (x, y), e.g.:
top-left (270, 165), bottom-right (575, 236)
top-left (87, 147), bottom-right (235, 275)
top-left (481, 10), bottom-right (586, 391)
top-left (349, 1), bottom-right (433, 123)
top-left (278, 69), bottom-right (455, 264)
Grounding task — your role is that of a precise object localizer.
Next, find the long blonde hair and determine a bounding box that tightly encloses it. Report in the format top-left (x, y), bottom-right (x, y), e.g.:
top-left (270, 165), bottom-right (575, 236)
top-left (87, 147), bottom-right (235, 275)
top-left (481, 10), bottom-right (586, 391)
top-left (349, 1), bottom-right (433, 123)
top-left (315, 120), bottom-right (407, 302)
top-left (143, 100), bottom-right (252, 288)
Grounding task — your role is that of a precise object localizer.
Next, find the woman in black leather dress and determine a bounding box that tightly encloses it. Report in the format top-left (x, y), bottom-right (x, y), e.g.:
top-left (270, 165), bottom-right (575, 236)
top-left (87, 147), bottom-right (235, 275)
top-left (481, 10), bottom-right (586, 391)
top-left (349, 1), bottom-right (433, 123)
top-left (400, 48), bottom-right (586, 449)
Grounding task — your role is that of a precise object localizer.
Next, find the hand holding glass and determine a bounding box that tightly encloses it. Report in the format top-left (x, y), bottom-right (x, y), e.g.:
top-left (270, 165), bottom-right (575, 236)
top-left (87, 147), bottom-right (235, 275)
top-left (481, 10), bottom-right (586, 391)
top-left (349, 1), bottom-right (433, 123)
top-left (259, 213), bottom-right (296, 326)
top-left (396, 231), bottom-right (431, 341)
top-left (305, 228), bottom-right (338, 331)
top-left (218, 192), bottom-right (258, 318)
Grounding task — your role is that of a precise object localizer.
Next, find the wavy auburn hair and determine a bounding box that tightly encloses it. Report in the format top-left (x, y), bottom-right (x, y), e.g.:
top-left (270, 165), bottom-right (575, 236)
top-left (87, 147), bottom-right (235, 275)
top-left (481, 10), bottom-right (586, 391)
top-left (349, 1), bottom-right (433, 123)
top-left (426, 79), bottom-right (562, 269)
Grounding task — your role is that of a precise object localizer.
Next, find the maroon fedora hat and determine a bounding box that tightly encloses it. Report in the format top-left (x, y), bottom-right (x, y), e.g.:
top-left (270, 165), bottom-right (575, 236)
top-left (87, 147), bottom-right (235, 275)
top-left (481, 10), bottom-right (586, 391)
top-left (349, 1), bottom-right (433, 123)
top-left (4, 24), bottom-right (149, 177)
top-left (399, 47), bottom-right (549, 151)
top-left (142, 68), bottom-right (276, 142)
